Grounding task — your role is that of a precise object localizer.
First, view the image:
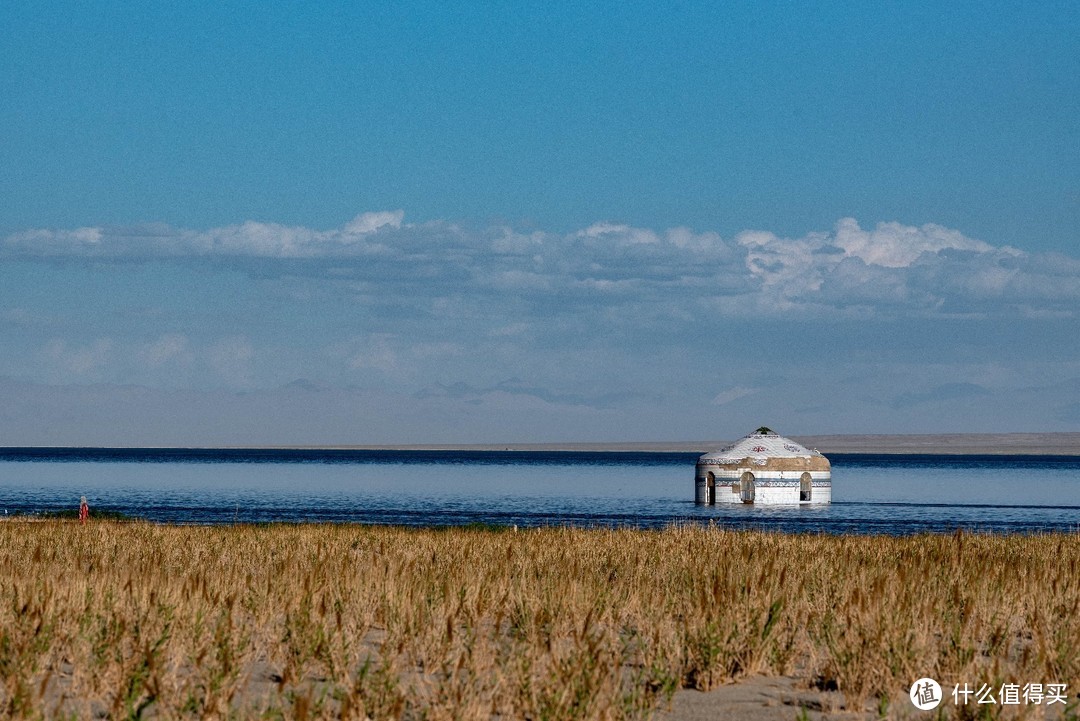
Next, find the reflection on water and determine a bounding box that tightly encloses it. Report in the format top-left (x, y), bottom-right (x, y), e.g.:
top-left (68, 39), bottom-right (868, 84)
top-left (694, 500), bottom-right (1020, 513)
top-left (0, 450), bottom-right (1078, 534)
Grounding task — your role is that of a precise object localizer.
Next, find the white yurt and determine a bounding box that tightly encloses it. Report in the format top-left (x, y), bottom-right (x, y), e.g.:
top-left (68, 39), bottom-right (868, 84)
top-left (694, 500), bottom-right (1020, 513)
top-left (695, 427), bottom-right (831, 505)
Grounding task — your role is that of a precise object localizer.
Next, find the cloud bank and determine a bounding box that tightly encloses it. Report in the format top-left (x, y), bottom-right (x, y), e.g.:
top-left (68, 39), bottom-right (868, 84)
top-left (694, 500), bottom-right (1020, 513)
top-left (4, 212), bottom-right (1080, 443)
top-left (6, 213), bottom-right (1074, 323)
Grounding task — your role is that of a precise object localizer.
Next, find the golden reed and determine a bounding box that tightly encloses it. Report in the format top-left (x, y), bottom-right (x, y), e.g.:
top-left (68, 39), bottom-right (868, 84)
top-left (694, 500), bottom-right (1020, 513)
top-left (0, 522), bottom-right (1077, 719)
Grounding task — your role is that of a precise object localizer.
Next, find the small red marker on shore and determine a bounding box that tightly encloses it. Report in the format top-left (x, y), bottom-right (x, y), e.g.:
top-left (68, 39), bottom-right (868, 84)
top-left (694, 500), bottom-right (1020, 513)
top-left (79, 496), bottom-right (89, 524)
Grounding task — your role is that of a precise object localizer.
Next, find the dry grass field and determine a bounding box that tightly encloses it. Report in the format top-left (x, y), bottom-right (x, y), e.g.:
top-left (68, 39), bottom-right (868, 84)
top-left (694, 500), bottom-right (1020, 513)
top-left (0, 521), bottom-right (1077, 719)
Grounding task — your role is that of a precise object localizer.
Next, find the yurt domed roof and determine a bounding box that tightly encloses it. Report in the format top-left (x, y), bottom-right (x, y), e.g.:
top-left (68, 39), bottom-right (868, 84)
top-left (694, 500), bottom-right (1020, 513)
top-left (699, 427), bottom-right (830, 471)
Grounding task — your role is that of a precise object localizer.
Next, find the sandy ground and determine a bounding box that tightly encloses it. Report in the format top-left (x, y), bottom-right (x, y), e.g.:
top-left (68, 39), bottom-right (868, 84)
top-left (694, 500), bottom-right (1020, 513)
top-left (656, 675), bottom-right (864, 721)
top-left (23, 639), bottom-right (1080, 720)
top-left (655, 675), bottom-right (1077, 721)
top-left (18, 634), bottom-right (886, 720)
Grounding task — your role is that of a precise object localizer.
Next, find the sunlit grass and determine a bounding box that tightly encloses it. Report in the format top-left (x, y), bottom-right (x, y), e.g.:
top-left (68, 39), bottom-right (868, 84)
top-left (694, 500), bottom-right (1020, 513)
top-left (0, 521), bottom-right (1077, 718)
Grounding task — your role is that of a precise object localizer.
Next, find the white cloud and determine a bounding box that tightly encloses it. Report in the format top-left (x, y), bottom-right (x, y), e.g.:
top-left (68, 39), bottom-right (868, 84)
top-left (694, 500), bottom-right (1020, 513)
top-left (343, 210), bottom-right (404, 235)
top-left (577, 222), bottom-right (660, 245)
top-left (833, 218), bottom-right (999, 268)
top-left (490, 228), bottom-right (544, 255)
top-left (205, 221), bottom-right (324, 257)
top-left (737, 228), bottom-right (832, 304)
top-left (666, 226), bottom-right (724, 251)
top-left (4, 214), bottom-right (1078, 321)
top-left (9, 226), bottom-right (103, 252)
top-left (3, 211), bottom-right (407, 259)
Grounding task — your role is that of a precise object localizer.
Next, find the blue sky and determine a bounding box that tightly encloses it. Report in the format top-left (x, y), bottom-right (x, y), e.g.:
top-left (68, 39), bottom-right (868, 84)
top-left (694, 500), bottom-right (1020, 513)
top-left (1, 1), bottom-right (1078, 444)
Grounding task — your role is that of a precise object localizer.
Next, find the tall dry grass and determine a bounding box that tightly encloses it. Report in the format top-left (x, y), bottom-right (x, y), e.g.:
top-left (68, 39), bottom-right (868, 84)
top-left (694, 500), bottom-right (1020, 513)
top-left (0, 521), bottom-right (1077, 719)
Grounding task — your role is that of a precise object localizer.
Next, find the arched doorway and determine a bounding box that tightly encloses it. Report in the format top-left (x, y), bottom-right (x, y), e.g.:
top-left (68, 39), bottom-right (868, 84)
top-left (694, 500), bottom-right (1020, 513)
top-left (800, 472), bottom-right (812, 502)
top-left (706, 472), bottom-right (716, 505)
top-left (740, 471), bottom-right (755, 503)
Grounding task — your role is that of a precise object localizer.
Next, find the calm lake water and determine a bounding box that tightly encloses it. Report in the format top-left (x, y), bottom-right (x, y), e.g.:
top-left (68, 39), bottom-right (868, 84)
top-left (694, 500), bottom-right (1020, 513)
top-left (1, 449), bottom-right (1079, 534)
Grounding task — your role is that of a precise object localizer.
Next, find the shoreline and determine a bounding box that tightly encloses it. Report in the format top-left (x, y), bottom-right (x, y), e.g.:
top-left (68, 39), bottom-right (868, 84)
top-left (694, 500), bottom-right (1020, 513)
top-left (3, 432), bottom-right (1080, 455)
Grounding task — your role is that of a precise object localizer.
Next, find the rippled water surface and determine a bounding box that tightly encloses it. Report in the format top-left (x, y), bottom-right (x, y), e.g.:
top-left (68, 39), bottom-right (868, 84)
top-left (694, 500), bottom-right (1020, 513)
top-left (1, 449), bottom-right (1078, 534)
